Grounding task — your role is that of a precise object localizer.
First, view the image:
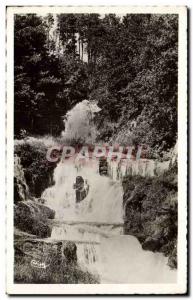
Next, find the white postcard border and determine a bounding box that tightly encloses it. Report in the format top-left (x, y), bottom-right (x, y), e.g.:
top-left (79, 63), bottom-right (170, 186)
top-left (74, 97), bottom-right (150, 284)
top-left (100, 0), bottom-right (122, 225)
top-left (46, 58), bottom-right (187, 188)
top-left (6, 5), bottom-right (187, 294)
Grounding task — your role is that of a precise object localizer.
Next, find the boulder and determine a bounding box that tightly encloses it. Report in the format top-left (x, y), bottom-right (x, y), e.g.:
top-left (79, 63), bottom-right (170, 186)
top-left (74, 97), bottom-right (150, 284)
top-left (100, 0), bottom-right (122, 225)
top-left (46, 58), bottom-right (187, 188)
top-left (168, 247), bottom-right (177, 269)
top-left (63, 242), bottom-right (77, 264)
top-left (15, 239), bottom-right (77, 266)
top-left (14, 200), bottom-right (55, 238)
top-left (99, 157), bottom-right (108, 176)
top-left (142, 235), bottom-right (164, 252)
top-left (14, 177), bottom-right (27, 203)
top-left (37, 202), bottom-right (55, 219)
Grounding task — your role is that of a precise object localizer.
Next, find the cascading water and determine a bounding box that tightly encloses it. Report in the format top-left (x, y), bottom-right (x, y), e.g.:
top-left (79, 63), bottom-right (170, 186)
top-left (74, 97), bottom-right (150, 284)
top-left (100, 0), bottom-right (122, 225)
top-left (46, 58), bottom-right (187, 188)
top-left (108, 158), bottom-right (170, 180)
top-left (41, 100), bottom-right (176, 283)
top-left (42, 160), bottom-right (123, 223)
top-left (61, 99), bottom-right (101, 144)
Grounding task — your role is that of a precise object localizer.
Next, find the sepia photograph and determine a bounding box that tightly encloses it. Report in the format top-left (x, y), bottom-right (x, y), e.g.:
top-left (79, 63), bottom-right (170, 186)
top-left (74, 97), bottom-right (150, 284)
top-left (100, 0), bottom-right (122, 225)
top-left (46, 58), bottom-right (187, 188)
top-left (6, 5), bottom-right (187, 295)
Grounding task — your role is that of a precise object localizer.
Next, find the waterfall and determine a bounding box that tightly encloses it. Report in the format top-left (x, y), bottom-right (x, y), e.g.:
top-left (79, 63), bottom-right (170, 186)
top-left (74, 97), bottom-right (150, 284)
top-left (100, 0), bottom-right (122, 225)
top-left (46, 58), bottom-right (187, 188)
top-left (43, 99), bottom-right (123, 223)
top-left (40, 100), bottom-right (176, 283)
top-left (41, 100), bottom-right (124, 275)
top-left (61, 99), bottom-right (101, 144)
top-left (77, 243), bottom-right (101, 274)
top-left (107, 158), bottom-right (170, 180)
top-left (42, 160), bottom-right (123, 223)
top-left (99, 235), bottom-right (176, 283)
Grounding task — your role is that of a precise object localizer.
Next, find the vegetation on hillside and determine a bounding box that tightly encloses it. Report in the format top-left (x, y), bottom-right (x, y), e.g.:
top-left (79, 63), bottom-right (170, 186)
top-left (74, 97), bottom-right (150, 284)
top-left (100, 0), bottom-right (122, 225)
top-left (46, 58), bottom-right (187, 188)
top-left (14, 13), bottom-right (178, 153)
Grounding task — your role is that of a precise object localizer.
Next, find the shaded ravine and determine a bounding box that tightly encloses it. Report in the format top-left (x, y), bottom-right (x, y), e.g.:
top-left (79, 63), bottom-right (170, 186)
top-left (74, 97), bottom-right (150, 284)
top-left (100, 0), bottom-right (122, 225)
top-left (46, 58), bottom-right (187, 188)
top-left (14, 100), bottom-right (177, 283)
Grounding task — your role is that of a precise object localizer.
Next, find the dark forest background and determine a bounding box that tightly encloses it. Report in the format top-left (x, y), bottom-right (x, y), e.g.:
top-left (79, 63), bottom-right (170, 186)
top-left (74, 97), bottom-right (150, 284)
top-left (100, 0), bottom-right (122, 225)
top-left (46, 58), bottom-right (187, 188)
top-left (14, 13), bottom-right (178, 154)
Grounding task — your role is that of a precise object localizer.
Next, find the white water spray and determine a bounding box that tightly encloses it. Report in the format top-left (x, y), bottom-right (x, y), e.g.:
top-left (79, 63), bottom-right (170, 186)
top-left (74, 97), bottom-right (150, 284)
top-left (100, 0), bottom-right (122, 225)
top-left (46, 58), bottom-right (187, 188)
top-left (61, 99), bottom-right (101, 143)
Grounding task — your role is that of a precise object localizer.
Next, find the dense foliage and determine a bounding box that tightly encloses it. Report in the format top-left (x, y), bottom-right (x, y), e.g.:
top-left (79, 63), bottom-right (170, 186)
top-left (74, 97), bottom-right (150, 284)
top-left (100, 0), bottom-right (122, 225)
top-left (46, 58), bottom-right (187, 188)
top-left (14, 13), bottom-right (178, 152)
top-left (14, 14), bottom-right (88, 136)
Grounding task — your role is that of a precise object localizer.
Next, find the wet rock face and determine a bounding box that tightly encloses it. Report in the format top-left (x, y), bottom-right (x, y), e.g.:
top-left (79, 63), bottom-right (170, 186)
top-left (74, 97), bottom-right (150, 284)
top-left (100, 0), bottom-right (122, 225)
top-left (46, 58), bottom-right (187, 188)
top-left (14, 141), bottom-right (56, 198)
top-left (99, 157), bottom-right (108, 176)
top-left (123, 173), bottom-right (177, 269)
top-left (63, 242), bottom-right (77, 264)
top-left (142, 235), bottom-right (165, 252)
top-left (14, 177), bottom-right (24, 203)
top-left (14, 200), bottom-right (55, 238)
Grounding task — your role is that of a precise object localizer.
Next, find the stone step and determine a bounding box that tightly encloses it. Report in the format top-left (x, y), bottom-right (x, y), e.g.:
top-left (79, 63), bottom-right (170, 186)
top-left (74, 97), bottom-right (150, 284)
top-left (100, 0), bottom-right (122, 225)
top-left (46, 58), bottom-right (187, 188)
top-left (47, 219), bottom-right (124, 227)
top-left (15, 237), bottom-right (100, 245)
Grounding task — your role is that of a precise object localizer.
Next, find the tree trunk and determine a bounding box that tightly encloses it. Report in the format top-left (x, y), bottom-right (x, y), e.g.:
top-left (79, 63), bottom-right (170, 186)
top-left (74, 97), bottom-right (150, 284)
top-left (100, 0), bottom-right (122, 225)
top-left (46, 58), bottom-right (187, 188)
top-left (78, 37), bottom-right (81, 59)
top-left (81, 40), bottom-right (83, 60)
